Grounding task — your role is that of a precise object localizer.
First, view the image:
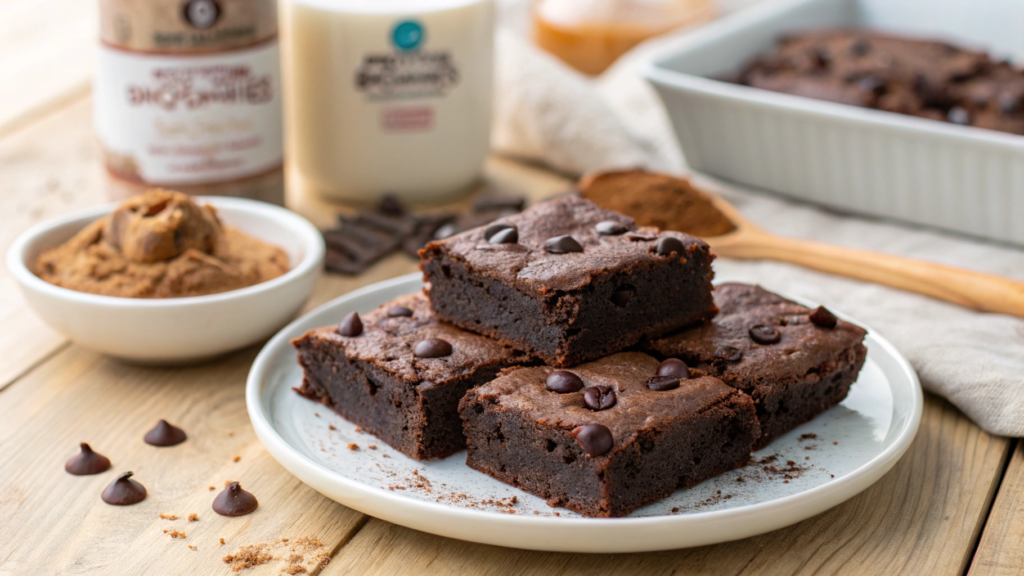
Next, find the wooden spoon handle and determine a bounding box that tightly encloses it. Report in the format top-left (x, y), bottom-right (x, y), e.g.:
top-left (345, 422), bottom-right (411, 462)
top-left (715, 234), bottom-right (1024, 317)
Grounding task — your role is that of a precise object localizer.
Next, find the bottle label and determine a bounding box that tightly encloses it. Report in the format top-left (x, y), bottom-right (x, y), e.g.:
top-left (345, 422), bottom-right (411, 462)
top-left (94, 40), bottom-right (283, 186)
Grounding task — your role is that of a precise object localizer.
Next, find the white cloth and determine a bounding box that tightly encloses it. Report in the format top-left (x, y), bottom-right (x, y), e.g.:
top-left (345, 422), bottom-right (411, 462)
top-left (491, 0), bottom-right (1024, 437)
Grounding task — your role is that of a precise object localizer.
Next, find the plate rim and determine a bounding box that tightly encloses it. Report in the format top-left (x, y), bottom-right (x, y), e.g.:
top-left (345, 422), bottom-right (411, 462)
top-left (246, 273), bottom-right (923, 551)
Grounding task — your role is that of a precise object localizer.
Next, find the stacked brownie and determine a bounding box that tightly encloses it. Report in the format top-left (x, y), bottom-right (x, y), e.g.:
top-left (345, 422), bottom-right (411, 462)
top-left (292, 194), bottom-right (868, 517)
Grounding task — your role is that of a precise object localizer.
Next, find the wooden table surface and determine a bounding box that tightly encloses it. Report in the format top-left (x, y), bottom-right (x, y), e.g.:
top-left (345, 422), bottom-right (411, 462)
top-left (2, 4), bottom-right (1023, 574)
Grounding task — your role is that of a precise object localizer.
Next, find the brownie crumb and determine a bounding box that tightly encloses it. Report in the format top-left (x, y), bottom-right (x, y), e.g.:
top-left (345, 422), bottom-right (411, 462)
top-left (159, 513), bottom-right (178, 520)
top-left (671, 507), bottom-right (680, 513)
top-left (188, 513), bottom-right (199, 522)
top-left (347, 443), bottom-right (358, 451)
top-left (209, 486), bottom-right (216, 491)
top-left (223, 543), bottom-right (273, 572)
top-left (328, 425), bottom-right (336, 431)
top-left (314, 413), bottom-right (320, 418)
top-left (233, 455), bottom-right (241, 462)
top-left (220, 538), bottom-right (226, 544)
top-left (282, 566), bottom-right (307, 575)
top-left (799, 433), bottom-right (818, 440)
top-left (168, 530), bottom-right (186, 539)
top-left (833, 441), bottom-right (838, 445)
top-left (368, 445), bottom-right (377, 450)
top-left (354, 426), bottom-right (364, 433)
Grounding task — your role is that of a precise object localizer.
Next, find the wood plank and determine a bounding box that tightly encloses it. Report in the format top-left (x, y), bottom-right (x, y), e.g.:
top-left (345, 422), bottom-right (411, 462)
top-left (969, 440), bottom-right (1024, 576)
top-left (321, 395), bottom-right (1011, 576)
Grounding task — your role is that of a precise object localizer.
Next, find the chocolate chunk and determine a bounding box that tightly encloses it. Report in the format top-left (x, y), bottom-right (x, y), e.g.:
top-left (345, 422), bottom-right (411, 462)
top-left (749, 324), bottom-right (781, 345)
top-left (387, 306), bottom-right (414, 318)
top-left (484, 223), bottom-right (514, 241)
top-left (144, 420), bottom-right (187, 447)
top-left (809, 306), bottom-right (838, 328)
top-left (646, 375), bottom-right (681, 391)
top-left (948, 106), bottom-right (971, 125)
top-left (610, 284), bottom-right (635, 307)
top-left (655, 237), bottom-right (685, 256)
top-left (414, 338), bottom-right (453, 358)
top-left (571, 424), bottom-right (613, 457)
top-left (715, 345), bottom-right (743, 362)
top-left (474, 194), bottom-right (526, 213)
top-left (102, 472), bottom-right (147, 505)
top-left (595, 220), bottom-right (628, 236)
top-left (546, 371), bottom-right (584, 393)
top-left (433, 223), bottom-right (459, 240)
top-left (212, 482), bottom-right (259, 516)
top-left (544, 235), bottom-right (584, 254)
top-left (583, 386), bottom-right (616, 411)
top-left (339, 312), bottom-right (363, 336)
top-left (488, 226), bottom-right (519, 245)
top-left (65, 442), bottom-right (111, 475)
top-left (656, 358), bottom-right (690, 379)
top-left (378, 195), bottom-right (405, 216)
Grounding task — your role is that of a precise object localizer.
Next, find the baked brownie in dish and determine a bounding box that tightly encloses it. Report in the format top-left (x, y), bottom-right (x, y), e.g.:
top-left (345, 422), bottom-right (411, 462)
top-left (420, 195), bottom-right (717, 367)
top-left (645, 283), bottom-right (867, 450)
top-left (292, 292), bottom-right (532, 460)
top-left (459, 352), bottom-right (759, 517)
top-left (737, 31), bottom-right (1024, 135)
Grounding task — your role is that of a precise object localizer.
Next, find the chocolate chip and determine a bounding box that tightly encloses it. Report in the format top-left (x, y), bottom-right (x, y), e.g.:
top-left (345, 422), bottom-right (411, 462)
top-left (433, 223), bottom-right (458, 240)
top-left (857, 75), bottom-right (884, 94)
top-left (387, 305), bottom-right (414, 318)
top-left (646, 375), bottom-right (681, 391)
top-left (484, 222), bottom-right (514, 241)
top-left (144, 420), bottom-right (187, 447)
top-left (948, 106), bottom-right (971, 125)
top-left (610, 284), bottom-right (635, 307)
top-left (212, 482), bottom-right (259, 516)
top-left (546, 371), bottom-right (584, 393)
top-left (657, 358), bottom-right (690, 379)
top-left (65, 442), bottom-right (111, 475)
top-left (338, 312), bottom-right (363, 337)
top-left (715, 346), bottom-right (743, 362)
top-left (1000, 93), bottom-right (1019, 115)
top-left (377, 195), bottom-right (406, 216)
top-left (850, 38), bottom-right (871, 56)
top-left (488, 226), bottom-right (519, 244)
top-left (102, 472), bottom-right (147, 505)
top-left (655, 237), bottom-right (685, 256)
top-left (583, 386), bottom-right (616, 411)
top-left (571, 424), bottom-right (613, 457)
top-left (414, 338), bottom-right (452, 358)
top-left (809, 306), bottom-right (838, 328)
top-left (595, 221), bottom-right (628, 236)
top-left (749, 325), bottom-right (781, 345)
top-left (544, 235), bottom-right (584, 254)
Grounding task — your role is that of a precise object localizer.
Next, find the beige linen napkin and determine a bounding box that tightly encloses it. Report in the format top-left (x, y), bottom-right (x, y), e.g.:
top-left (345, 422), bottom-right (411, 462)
top-left (492, 0), bottom-right (1024, 437)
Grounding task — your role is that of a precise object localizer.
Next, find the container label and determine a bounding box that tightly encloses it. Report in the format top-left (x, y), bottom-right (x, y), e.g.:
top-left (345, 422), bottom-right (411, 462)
top-left (94, 40), bottom-right (283, 185)
top-left (354, 20), bottom-right (460, 101)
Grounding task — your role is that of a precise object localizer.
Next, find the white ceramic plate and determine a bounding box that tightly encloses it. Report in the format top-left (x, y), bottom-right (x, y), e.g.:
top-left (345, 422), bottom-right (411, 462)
top-left (247, 273), bottom-right (922, 552)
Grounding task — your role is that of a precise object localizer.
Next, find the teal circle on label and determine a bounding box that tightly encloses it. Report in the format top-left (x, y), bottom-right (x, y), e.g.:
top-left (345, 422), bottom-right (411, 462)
top-left (392, 20), bottom-right (424, 51)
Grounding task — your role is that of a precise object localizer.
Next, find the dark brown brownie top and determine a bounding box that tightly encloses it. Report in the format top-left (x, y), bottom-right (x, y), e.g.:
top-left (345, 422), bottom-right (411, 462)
top-left (738, 30), bottom-right (1024, 134)
top-left (471, 352), bottom-right (742, 455)
top-left (422, 195), bottom-right (711, 292)
top-left (299, 292), bottom-right (530, 385)
top-left (647, 283), bottom-right (867, 386)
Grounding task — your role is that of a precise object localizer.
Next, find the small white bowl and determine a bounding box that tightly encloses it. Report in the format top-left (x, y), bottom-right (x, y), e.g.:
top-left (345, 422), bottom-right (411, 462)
top-left (6, 197), bottom-right (325, 364)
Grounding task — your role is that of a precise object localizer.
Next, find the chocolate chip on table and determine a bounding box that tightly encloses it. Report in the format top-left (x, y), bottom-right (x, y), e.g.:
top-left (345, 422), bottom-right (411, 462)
top-left (212, 482), bottom-right (259, 516)
top-left (102, 472), bottom-right (147, 505)
top-left (715, 345), bottom-right (743, 362)
top-left (809, 306), bottom-right (838, 328)
top-left (646, 375), bottom-right (681, 391)
top-left (338, 312), bottom-right (363, 336)
top-left (488, 226), bottom-right (519, 245)
top-left (583, 386), bottom-right (616, 411)
top-left (948, 106), bottom-right (971, 125)
top-left (414, 338), bottom-right (453, 358)
top-left (544, 235), bottom-right (584, 254)
top-left (656, 358), bottom-right (690, 379)
top-left (546, 371), bottom-right (584, 393)
top-left (387, 306), bottom-right (414, 318)
top-left (595, 220), bottom-right (628, 236)
top-left (377, 195), bottom-right (406, 216)
top-left (65, 442), bottom-right (111, 475)
top-left (749, 325), bottom-right (781, 345)
top-left (484, 222), bottom-right (514, 241)
top-left (655, 237), bottom-right (685, 256)
top-left (610, 285), bottom-right (635, 307)
top-left (144, 420), bottom-right (187, 447)
top-left (571, 424), bottom-right (613, 457)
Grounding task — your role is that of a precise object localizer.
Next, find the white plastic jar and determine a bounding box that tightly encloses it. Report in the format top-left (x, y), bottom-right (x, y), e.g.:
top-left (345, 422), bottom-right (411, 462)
top-left (282, 0), bottom-right (495, 204)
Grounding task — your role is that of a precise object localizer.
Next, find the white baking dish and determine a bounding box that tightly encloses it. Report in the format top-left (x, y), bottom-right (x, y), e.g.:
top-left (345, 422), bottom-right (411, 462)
top-left (642, 0), bottom-right (1024, 246)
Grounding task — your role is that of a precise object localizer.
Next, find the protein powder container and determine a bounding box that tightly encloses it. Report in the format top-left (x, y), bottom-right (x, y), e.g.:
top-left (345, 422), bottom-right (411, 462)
top-left (95, 0), bottom-right (284, 204)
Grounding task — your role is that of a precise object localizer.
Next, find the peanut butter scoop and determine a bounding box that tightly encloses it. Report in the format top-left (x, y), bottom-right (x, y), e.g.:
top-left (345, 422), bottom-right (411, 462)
top-left (35, 190), bottom-right (290, 298)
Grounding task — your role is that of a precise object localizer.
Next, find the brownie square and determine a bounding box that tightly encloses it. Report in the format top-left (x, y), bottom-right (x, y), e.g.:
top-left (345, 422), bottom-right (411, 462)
top-left (645, 283), bottom-right (868, 450)
top-left (292, 292), bottom-right (532, 460)
top-left (420, 195), bottom-right (717, 367)
top-left (459, 352), bottom-right (759, 517)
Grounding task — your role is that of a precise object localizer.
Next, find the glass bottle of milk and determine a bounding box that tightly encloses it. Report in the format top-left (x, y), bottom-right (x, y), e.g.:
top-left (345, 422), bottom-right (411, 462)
top-left (282, 0), bottom-right (495, 204)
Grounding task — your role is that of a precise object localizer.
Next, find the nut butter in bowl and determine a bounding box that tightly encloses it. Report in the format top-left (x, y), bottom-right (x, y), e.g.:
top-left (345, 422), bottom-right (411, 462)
top-left (7, 192), bottom-right (325, 364)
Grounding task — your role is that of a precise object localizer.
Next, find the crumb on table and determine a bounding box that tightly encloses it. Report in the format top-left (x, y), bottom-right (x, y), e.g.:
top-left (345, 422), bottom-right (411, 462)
top-left (159, 513), bottom-right (178, 520)
top-left (188, 513), bottom-right (198, 522)
top-left (347, 443), bottom-right (358, 451)
top-left (232, 455), bottom-right (241, 463)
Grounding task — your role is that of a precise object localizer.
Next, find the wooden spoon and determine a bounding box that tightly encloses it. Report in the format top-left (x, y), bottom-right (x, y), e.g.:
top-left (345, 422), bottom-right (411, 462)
top-left (580, 170), bottom-right (1024, 317)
